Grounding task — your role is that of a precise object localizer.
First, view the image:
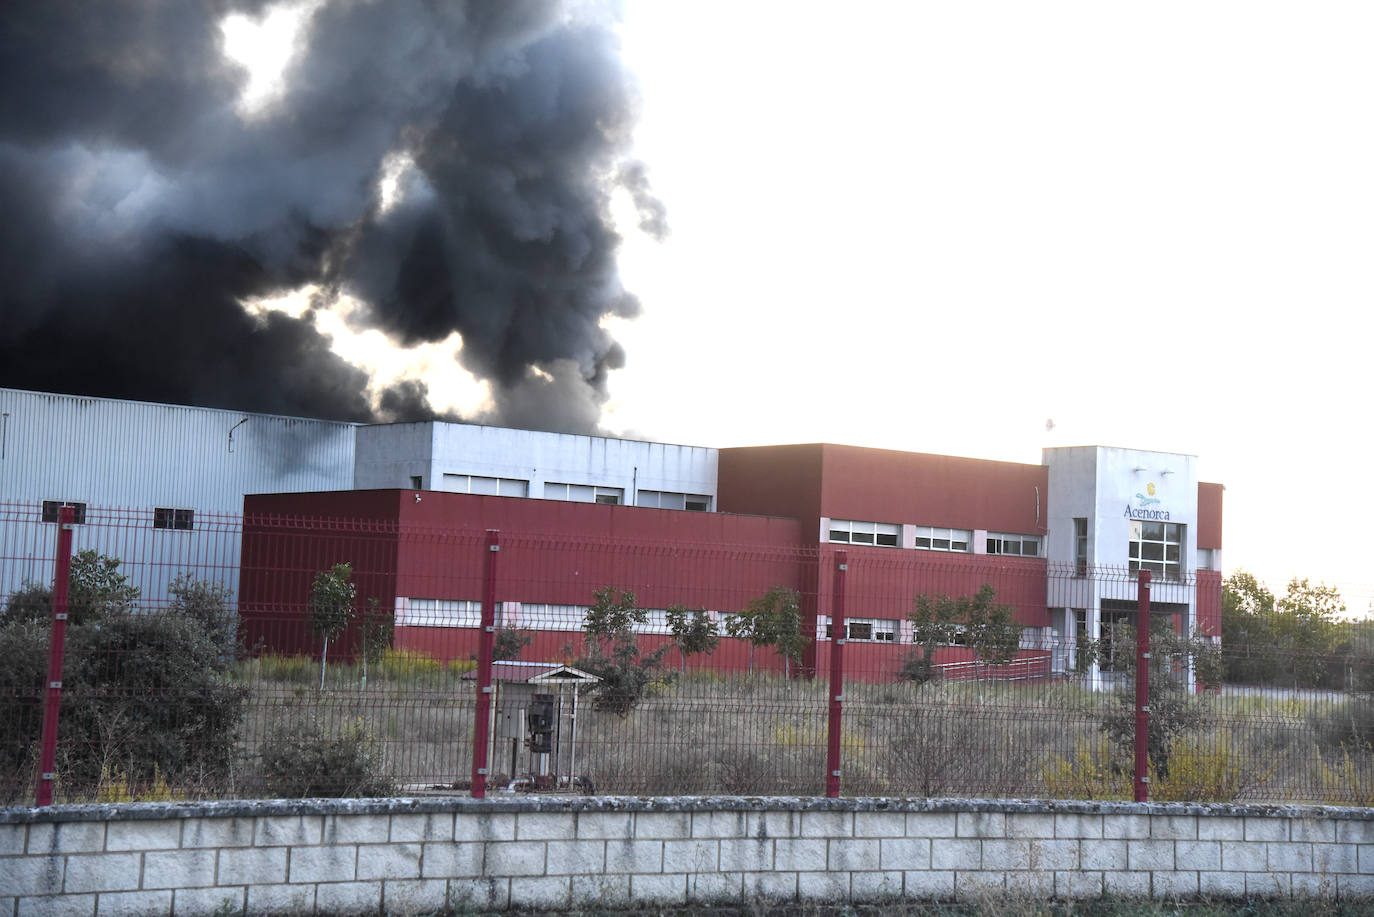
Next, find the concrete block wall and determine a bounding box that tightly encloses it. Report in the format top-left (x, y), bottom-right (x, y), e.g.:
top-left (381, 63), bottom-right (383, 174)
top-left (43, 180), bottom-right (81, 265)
top-left (2, 797), bottom-right (1373, 915)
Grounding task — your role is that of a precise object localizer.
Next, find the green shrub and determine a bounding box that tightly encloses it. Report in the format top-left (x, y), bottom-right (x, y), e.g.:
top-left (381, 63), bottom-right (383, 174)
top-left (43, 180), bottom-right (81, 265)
top-left (0, 565), bottom-right (247, 801)
top-left (1314, 696), bottom-right (1374, 752)
top-left (167, 575), bottom-right (236, 656)
top-left (62, 611), bottom-right (248, 791)
top-left (257, 716), bottom-right (394, 797)
top-left (0, 621), bottom-right (51, 801)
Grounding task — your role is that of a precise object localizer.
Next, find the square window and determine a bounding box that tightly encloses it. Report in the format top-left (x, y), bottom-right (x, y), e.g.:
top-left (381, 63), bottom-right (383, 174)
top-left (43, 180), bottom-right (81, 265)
top-left (42, 501), bottom-right (86, 524)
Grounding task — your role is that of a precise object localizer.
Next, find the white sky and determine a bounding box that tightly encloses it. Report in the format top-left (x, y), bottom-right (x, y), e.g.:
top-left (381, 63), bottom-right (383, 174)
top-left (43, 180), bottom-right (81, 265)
top-left (226, 2), bottom-right (1374, 607)
top-left (602, 2), bottom-right (1374, 606)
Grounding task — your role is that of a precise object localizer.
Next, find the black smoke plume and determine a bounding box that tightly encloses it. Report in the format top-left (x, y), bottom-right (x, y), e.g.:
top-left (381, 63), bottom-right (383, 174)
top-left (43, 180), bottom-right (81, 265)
top-left (0, 0), bottom-right (659, 431)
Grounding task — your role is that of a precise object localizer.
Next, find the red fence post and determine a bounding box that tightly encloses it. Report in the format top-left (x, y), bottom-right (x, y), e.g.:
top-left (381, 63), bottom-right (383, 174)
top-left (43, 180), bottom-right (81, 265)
top-left (826, 550), bottom-right (847, 798)
top-left (471, 529), bottom-right (500, 798)
top-left (36, 505), bottom-right (76, 806)
top-left (1134, 568), bottom-right (1151, 803)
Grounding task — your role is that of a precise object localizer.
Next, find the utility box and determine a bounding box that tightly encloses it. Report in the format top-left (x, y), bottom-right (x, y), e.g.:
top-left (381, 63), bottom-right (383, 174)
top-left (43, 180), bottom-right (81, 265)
top-left (472, 662), bottom-right (600, 793)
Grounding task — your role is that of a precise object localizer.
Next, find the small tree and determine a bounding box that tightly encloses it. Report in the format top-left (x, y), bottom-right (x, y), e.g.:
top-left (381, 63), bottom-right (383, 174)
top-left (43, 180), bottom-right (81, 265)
top-left (577, 587), bottom-right (670, 716)
top-left (309, 563), bottom-right (356, 690)
top-left (493, 628), bottom-right (533, 661)
top-left (901, 584), bottom-right (1020, 684)
top-left (726, 586), bottom-right (806, 678)
top-left (357, 597), bottom-right (393, 689)
top-left (665, 604), bottom-right (719, 671)
top-left (1079, 614), bottom-right (1222, 777)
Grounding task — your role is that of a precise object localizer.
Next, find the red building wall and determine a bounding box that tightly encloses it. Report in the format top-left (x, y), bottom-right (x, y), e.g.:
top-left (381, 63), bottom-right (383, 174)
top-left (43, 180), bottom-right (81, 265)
top-left (817, 445), bottom-right (1049, 536)
top-left (1197, 482), bottom-right (1224, 550)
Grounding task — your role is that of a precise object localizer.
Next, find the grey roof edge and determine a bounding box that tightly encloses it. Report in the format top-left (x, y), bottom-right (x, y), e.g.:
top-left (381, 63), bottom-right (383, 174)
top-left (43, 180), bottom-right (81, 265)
top-left (3, 795), bottom-right (1370, 824)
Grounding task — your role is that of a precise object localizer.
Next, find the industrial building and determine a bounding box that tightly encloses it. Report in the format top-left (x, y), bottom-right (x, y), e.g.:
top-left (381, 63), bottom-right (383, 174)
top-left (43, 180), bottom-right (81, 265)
top-left (1, 386), bottom-right (1222, 681)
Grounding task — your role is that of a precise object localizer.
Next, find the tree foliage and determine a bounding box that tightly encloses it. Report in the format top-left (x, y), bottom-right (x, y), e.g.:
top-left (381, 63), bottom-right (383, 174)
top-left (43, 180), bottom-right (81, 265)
top-left (1078, 614), bottom-right (1221, 777)
top-left (576, 587), bottom-right (670, 716)
top-left (726, 586), bottom-right (807, 677)
top-left (665, 604), bottom-right (718, 670)
top-left (0, 560), bottom-right (246, 801)
top-left (1, 550), bottom-right (141, 627)
top-left (492, 628), bottom-right (533, 661)
top-left (900, 584), bottom-right (1021, 685)
top-left (1221, 572), bottom-right (1348, 689)
top-left (168, 573), bottom-right (236, 656)
top-left (308, 563), bottom-right (356, 688)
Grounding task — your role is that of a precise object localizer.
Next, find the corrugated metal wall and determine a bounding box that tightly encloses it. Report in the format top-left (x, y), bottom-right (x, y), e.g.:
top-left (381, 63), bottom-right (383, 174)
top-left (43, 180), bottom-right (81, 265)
top-left (0, 388), bottom-right (358, 605)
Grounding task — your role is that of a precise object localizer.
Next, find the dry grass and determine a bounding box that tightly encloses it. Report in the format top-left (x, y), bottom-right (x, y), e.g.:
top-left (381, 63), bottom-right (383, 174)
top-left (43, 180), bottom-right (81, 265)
top-left (25, 658), bottom-right (1363, 804)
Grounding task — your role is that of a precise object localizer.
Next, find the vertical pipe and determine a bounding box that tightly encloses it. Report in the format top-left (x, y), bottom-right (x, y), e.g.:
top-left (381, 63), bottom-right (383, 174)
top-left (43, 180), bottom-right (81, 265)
top-left (1134, 569), bottom-right (1152, 803)
top-left (826, 550), bottom-right (847, 798)
top-left (36, 506), bottom-right (76, 806)
top-left (471, 529), bottom-right (500, 798)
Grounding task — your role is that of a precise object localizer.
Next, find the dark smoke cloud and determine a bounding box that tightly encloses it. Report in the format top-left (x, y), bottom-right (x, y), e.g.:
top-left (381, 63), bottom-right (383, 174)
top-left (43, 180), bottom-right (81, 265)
top-left (0, 0), bottom-right (661, 430)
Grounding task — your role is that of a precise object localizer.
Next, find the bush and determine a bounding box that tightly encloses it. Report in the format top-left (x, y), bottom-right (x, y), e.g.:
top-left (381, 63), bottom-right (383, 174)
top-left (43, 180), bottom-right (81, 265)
top-left (379, 648), bottom-right (444, 682)
top-left (0, 622), bottom-right (51, 801)
top-left (257, 716), bottom-right (394, 797)
top-left (0, 564), bottom-right (248, 801)
top-left (1314, 696), bottom-right (1374, 752)
top-left (62, 611), bottom-right (248, 791)
top-left (167, 574), bottom-right (236, 656)
top-left (1151, 734), bottom-right (1261, 802)
top-left (1, 582), bottom-right (51, 626)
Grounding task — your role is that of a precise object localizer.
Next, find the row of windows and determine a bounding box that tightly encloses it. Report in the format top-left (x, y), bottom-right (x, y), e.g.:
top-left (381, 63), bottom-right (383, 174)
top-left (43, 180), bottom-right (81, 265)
top-left (544, 482), bottom-right (623, 505)
top-left (636, 490), bottom-right (711, 511)
top-left (422, 475), bottom-right (710, 511)
top-left (985, 532), bottom-right (1041, 557)
top-left (828, 520), bottom-right (1043, 556)
top-left (828, 519), bottom-right (900, 546)
top-left (440, 473), bottom-right (529, 497)
top-left (399, 602), bottom-right (940, 646)
top-left (42, 501), bottom-right (195, 530)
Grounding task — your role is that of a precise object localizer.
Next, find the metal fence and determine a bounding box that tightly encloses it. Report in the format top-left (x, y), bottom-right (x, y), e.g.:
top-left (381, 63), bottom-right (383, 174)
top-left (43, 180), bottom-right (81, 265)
top-left (1, 502), bottom-right (1371, 807)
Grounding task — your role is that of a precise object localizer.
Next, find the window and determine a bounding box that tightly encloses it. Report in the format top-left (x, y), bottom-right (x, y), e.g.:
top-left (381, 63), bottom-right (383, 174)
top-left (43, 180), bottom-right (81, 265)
top-left (824, 617), bottom-right (897, 642)
top-left (441, 473), bottom-right (528, 497)
top-left (409, 475), bottom-right (423, 490)
top-left (154, 508), bottom-right (194, 530)
top-left (41, 500), bottom-right (86, 524)
top-left (986, 533), bottom-right (1042, 557)
top-left (828, 519), bottom-right (900, 547)
top-left (544, 482), bottom-right (624, 505)
top-left (637, 490), bottom-right (712, 511)
top-left (913, 525), bottom-right (970, 552)
top-left (1197, 548), bottom-right (1213, 571)
top-left (1129, 520), bottom-right (1185, 582)
top-left (398, 598), bottom-right (482, 628)
top-left (1074, 518), bottom-right (1089, 576)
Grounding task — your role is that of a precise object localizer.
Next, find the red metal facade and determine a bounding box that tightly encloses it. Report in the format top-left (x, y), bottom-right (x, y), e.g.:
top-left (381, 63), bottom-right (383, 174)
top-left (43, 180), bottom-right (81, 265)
top-left (239, 445), bottom-right (1221, 679)
top-left (1197, 482), bottom-right (1224, 550)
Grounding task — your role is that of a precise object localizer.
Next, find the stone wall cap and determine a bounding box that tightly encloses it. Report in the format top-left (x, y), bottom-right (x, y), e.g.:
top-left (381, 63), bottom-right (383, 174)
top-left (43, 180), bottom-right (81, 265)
top-left (4, 796), bottom-right (1373, 825)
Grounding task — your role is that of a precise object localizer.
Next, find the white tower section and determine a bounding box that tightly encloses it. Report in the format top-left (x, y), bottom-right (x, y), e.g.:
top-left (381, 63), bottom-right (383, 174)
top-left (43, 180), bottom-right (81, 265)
top-left (1043, 445), bottom-right (1200, 687)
